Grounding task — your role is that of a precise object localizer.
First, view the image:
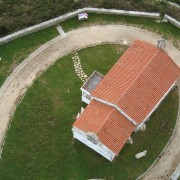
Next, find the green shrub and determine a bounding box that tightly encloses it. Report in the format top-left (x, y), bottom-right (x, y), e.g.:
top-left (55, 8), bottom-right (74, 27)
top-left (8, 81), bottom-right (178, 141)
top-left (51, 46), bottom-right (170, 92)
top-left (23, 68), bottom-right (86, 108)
top-left (0, 25), bottom-right (9, 37)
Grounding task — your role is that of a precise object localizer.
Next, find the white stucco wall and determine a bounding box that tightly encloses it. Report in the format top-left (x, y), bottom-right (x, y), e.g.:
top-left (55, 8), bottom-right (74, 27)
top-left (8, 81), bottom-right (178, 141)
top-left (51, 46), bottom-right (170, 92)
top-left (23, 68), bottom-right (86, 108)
top-left (82, 95), bottom-right (91, 104)
top-left (72, 127), bottom-right (116, 161)
top-left (81, 90), bottom-right (91, 104)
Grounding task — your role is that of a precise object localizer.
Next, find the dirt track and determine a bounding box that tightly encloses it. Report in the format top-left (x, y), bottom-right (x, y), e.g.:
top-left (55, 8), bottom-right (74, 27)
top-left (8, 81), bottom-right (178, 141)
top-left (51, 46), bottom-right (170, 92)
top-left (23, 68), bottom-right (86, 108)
top-left (0, 25), bottom-right (179, 179)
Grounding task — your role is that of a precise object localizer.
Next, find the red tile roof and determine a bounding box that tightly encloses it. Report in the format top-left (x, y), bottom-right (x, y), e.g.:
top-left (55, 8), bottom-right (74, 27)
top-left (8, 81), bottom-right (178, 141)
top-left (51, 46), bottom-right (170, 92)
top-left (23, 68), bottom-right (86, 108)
top-left (92, 40), bottom-right (180, 124)
top-left (73, 40), bottom-right (180, 156)
top-left (73, 99), bottom-right (135, 154)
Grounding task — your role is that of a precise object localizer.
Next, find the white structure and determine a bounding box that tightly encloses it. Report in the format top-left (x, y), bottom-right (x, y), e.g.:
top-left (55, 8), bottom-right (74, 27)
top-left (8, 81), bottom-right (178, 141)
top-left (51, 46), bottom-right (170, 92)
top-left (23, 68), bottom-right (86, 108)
top-left (78, 13), bottom-right (88, 20)
top-left (80, 71), bottom-right (104, 104)
top-left (72, 127), bottom-right (116, 161)
top-left (72, 40), bottom-right (180, 161)
top-left (135, 150), bottom-right (147, 159)
top-left (74, 71), bottom-right (118, 161)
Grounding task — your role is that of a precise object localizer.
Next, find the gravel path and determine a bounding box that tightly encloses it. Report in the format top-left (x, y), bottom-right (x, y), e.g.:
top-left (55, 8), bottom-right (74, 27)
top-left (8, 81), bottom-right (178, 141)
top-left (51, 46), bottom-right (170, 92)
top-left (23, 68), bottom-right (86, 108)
top-left (0, 25), bottom-right (179, 179)
top-left (72, 52), bottom-right (88, 83)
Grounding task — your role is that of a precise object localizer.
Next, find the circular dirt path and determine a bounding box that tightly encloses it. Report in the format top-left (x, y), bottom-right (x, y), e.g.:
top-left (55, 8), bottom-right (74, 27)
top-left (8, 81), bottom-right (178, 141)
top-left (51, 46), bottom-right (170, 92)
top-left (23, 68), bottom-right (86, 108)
top-left (0, 25), bottom-right (179, 179)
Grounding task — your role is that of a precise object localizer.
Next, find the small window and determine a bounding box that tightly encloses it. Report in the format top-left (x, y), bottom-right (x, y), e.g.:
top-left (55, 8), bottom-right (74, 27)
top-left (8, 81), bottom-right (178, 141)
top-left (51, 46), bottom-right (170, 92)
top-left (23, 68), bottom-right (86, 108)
top-left (87, 135), bottom-right (98, 144)
top-left (87, 132), bottom-right (99, 145)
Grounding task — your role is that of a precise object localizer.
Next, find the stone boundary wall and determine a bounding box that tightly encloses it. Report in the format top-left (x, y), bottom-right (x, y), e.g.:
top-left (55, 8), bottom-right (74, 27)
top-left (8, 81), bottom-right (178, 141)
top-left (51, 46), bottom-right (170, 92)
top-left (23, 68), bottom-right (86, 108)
top-left (0, 8), bottom-right (160, 45)
top-left (85, 8), bottom-right (160, 18)
top-left (0, 8), bottom-right (179, 46)
top-left (164, 14), bottom-right (180, 28)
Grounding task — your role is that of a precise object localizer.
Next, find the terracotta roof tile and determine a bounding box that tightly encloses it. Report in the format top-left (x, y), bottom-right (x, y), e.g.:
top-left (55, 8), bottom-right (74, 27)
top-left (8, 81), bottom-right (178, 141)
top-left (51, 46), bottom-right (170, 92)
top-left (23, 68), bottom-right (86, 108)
top-left (73, 100), bottom-right (114, 133)
top-left (92, 40), bottom-right (180, 124)
top-left (97, 109), bottom-right (135, 155)
top-left (73, 40), bottom-right (180, 156)
top-left (73, 99), bottom-right (135, 154)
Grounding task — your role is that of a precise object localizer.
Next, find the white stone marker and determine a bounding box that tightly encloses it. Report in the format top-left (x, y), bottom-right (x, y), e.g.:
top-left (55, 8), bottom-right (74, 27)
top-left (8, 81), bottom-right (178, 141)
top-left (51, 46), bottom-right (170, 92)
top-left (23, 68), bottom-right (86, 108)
top-left (81, 107), bottom-right (84, 113)
top-left (135, 150), bottom-right (147, 159)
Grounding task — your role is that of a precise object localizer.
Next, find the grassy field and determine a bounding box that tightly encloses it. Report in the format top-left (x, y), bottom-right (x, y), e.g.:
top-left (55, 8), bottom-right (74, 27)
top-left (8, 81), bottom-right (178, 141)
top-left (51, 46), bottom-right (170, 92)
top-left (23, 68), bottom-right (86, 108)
top-left (0, 44), bottom-right (178, 180)
top-left (60, 13), bottom-right (180, 48)
top-left (0, 26), bottom-right (59, 87)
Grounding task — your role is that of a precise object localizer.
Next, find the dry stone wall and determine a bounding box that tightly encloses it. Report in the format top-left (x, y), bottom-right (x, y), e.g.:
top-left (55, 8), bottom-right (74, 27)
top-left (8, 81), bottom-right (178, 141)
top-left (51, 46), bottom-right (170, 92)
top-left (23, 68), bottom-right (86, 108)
top-left (164, 14), bottom-right (180, 28)
top-left (0, 8), bottom-right (160, 45)
top-left (0, 8), bottom-right (179, 45)
top-left (0, 8), bottom-right (86, 45)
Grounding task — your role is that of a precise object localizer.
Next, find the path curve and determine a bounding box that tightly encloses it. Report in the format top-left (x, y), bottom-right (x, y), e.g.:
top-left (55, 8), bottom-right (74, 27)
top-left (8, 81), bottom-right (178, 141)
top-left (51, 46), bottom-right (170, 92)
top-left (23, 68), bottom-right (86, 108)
top-left (143, 79), bottom-right (180, 179)
top-left (0, 25), bottom-right (179, 179)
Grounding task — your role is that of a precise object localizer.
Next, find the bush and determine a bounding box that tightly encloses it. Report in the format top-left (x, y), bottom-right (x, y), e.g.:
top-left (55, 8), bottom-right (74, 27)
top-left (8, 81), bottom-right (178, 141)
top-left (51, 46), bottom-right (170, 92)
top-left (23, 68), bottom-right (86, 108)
top-left (167, 0), bottom-right (180, 5)
top-left (0, 25), bottom-right (9, 37)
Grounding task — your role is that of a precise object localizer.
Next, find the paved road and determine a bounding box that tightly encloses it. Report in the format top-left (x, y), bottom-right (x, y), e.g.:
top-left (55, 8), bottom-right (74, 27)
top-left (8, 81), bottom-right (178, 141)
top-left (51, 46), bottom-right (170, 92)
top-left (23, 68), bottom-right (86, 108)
top-left (0, 25), bottom-right (179, 179)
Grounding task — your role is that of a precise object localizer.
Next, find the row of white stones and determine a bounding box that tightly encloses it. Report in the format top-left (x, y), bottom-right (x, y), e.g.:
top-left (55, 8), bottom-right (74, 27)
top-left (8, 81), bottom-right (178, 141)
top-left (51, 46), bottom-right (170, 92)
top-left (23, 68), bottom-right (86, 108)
top-left (72, 52), bottom-right (88, 83)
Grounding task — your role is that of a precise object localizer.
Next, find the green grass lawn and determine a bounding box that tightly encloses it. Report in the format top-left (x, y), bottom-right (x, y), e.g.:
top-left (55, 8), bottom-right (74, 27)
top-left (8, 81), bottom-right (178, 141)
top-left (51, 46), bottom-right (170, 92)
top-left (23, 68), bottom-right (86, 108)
top-left (60, 13), bottom-right (180, 48)
top-left (0, 44), bottom-right (178, 180)
top-left (0, 26), bottom-right (59, 87)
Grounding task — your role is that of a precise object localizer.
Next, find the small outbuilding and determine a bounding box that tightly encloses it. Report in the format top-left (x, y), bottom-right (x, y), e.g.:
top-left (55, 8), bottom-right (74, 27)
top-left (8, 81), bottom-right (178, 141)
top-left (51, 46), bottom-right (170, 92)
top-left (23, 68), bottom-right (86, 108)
top-left (81, 71), bottom-right (103, 104)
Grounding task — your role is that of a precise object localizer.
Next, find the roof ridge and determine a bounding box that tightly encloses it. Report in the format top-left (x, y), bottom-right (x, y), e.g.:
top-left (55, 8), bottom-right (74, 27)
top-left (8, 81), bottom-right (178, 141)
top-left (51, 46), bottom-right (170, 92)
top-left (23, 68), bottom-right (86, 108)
top-left (115, 47), bottom-right (161, 121)
top-left (95, 104), bottom-right (115, 134)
